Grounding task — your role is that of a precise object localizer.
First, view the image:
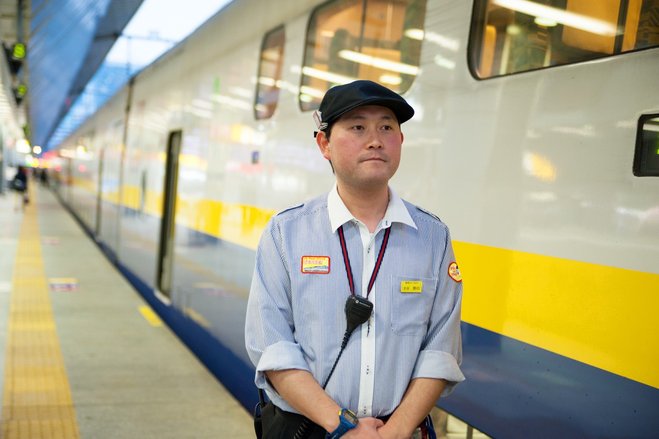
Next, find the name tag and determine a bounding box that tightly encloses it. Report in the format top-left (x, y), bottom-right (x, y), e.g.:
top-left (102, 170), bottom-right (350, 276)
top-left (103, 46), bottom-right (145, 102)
top-left (301, 256), bottom-right (330, 274)
top-left (400, 280), bottom-right (423, 293)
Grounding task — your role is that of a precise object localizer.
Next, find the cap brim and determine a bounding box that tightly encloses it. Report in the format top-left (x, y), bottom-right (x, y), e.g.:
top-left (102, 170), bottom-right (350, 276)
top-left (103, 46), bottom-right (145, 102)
top-left (330, 97), bottom-right (414, 125)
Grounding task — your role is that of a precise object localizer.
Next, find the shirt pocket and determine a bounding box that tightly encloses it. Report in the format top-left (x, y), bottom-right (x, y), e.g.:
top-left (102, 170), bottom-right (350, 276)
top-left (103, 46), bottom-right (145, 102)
top-left (389, 276), bottom-right (437, 336)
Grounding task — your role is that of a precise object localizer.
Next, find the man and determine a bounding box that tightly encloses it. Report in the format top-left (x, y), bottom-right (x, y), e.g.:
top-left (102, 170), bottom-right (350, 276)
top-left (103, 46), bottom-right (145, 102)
top-left (245, 80), bottom-right (464, 438)
top-left (12, 166), bottom-right (29, 210)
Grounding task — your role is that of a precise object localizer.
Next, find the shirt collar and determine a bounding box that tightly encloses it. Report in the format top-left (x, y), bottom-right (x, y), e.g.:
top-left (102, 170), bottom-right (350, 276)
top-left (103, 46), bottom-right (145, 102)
top-left (327, 184), bottom-right (417, 233)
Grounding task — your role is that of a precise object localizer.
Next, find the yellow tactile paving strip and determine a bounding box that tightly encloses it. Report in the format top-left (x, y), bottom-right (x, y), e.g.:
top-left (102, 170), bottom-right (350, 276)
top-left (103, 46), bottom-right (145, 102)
top-left (1, 194), bottom-right (80, 439)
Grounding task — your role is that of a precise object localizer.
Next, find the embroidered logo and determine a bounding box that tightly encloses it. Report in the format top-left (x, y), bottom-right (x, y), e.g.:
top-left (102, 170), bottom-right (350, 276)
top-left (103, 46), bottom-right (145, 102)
top-left (301, 256), bottom-right (330, 274)
top-left (400, 280), bottom-right (423, 293)
top-left (448, 262), bottom-right (462, 283)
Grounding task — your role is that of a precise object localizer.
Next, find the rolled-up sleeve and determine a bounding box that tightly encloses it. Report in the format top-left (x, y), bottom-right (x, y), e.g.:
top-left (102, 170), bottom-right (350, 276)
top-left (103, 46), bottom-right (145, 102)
top-left (245, 219), bottom-right (310, 395)
top-left (255, 341), bottom-right (311, 388)
top-left (412, 229), bottom-right (465, 395)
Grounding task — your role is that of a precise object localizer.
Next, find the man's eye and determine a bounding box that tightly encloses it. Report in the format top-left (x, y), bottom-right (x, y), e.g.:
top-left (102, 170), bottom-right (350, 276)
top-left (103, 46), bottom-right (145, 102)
top-left (351, 125), bottom-right (364, 130)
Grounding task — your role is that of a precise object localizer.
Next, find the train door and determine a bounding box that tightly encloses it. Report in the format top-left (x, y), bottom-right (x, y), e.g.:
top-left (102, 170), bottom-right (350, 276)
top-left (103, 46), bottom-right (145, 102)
top-left (95, 147), bottom-right (105, 237)
top-left (155, 130), bottom-right (182, 299)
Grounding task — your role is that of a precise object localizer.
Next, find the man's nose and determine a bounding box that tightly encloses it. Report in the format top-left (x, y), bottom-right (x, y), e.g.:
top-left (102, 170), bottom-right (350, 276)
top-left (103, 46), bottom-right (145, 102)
top-left (366, 129), bottom-right (383, 149)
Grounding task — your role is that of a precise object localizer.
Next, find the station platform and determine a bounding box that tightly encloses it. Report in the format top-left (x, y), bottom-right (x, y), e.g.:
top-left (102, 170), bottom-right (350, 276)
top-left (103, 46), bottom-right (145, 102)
top-left (0, 183), bottom-right (254, 438)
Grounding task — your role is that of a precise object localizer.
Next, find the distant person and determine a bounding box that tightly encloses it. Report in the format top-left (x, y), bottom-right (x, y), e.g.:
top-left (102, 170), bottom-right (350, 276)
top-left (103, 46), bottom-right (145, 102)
top-left (40, 167), bottom-right (49, 187)
top-left (11, 166), bottom-right (29, 210)
top-left (246, 80), bottom-right (464, 439)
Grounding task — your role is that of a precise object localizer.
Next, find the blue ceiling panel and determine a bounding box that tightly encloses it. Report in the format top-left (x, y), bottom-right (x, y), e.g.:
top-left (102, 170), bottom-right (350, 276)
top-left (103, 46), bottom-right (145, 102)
top-left (28, 0), bottom-right (143, 147)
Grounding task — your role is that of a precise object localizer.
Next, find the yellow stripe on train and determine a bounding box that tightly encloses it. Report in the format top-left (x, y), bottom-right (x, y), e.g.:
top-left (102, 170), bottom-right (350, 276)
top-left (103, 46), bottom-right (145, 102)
top-left (456, 241), bottom-right (659, 390)
top-left (74, 181), bottom-right (659, 389)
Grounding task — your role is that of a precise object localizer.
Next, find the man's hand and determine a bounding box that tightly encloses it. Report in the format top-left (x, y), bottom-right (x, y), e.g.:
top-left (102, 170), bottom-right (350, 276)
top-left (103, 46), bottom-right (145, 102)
top-left (343, 417), bottom-right (384, 438)
top-left (376, 422), bottom-right (411, 439)
top-left (376, 377), bottom-right (447, 439)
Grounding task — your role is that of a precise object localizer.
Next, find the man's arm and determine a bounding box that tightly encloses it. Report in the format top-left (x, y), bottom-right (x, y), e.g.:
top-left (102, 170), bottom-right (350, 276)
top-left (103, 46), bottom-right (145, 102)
top-left (266, 369), bottom-right (340, 432)
top-left (377, 378), bottom-right (446, 439)
top-left (267, 369), bottom-right (384, 437)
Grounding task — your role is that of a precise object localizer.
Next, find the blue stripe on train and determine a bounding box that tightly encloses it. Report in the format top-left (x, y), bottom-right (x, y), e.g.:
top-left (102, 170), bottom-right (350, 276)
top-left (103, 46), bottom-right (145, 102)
top-left (443, 323), bottom-right (659, 438)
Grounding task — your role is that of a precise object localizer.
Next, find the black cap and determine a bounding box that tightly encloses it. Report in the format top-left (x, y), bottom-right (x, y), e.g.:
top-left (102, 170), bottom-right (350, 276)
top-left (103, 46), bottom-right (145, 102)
top-left (314, 80), bottom-right (414, 133)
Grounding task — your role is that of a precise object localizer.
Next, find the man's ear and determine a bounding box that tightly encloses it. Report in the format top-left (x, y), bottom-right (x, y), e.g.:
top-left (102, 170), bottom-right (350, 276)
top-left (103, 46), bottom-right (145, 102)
top-left (316, 131), bottom-right (331, 160)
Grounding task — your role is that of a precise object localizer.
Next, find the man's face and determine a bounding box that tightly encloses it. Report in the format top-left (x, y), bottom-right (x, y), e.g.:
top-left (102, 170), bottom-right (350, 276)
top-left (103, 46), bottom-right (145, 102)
top-left (317, 105), bottom-right (403, 192)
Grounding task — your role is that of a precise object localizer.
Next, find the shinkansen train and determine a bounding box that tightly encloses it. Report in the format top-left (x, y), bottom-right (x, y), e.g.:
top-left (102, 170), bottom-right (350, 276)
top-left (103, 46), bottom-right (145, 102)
top-left (46, 0), bottom-right (659, 437)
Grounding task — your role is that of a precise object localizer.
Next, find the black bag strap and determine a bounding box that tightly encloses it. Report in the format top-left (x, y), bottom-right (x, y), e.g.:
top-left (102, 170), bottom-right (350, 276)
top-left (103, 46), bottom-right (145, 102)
top-left (254, 388), bottom-right (267, 438)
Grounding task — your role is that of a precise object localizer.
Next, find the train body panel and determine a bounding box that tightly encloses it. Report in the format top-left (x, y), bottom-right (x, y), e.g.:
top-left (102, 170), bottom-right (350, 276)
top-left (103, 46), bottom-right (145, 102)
top-left (52, 0), bottom-right (659, 437)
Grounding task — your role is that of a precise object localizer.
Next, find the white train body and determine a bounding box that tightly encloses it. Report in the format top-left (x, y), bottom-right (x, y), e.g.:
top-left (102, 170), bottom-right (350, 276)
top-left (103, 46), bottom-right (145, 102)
top-left (51, 0), bottom-right (659, 437)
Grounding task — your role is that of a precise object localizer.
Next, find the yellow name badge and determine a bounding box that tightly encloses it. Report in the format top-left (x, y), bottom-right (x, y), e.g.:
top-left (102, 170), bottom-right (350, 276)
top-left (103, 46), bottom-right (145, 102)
top-left (301, 256), bottom-right (330, 274)
top-left (400, 280), bottom-right (423, 294)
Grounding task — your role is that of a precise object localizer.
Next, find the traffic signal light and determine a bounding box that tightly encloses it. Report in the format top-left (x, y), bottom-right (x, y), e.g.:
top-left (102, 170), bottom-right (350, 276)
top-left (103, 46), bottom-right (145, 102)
top-left (14, 83), bottom-right (27, 104)
top-left (5, 42), bottom-right (26, 75)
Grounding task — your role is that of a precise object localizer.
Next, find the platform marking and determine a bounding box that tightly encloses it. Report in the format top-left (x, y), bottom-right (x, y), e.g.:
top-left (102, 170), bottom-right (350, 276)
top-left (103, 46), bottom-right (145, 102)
top-left (48, 277), bottom-right (79, 292)
top-left (0, 190), bottom-right (80, 439)
top-left (42, 236), bottom-right (60, 245)
top-left (139, 305), bottom-right (164, 327)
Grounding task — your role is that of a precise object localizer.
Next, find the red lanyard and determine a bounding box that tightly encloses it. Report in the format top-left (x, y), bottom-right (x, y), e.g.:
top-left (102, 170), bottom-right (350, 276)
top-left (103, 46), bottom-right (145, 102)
top-left (337, 224), bottom-right (391, 299)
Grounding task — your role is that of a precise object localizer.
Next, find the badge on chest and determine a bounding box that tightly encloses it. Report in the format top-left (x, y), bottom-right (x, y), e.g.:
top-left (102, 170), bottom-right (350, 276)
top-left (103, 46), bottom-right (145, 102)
top-left (301, 256), bottom-right (330, 274)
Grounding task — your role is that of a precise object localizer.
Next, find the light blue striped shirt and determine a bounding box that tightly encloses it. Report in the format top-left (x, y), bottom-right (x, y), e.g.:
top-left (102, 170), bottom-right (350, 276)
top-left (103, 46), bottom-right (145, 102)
top-left (245, 186), bottom-right (464, 417)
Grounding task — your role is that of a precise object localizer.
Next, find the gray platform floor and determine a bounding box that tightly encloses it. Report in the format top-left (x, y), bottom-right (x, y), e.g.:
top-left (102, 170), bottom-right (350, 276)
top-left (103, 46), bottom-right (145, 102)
top-left (0, 183), bottom-right (253, 438)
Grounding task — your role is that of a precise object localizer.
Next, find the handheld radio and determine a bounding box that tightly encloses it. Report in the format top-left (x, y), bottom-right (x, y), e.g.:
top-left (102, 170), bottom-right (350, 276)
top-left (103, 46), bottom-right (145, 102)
top-left (344, 295), bottom-right (373, 340)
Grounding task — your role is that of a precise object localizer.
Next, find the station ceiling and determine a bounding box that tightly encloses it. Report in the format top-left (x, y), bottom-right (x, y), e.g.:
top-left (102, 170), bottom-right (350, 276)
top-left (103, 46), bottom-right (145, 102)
top-left (1, 0), bottom-right (143, 148)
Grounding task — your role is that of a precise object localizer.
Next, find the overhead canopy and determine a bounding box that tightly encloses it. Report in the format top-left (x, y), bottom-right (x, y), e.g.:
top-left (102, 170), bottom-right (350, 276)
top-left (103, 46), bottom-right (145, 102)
top-left (28, 0), bottom-right (143, 148)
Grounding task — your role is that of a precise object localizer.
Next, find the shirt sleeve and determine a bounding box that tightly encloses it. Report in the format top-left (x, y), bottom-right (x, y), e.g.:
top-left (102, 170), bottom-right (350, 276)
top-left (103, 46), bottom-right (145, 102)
top-left (244, 219), bottom-right (311, 395)
top-left (411, 227), bottom-right (465, 395)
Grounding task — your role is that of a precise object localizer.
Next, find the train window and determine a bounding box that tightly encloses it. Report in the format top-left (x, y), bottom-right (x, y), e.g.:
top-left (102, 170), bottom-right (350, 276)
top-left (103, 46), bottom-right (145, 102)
top-left (470, 0), bottom-right (659, 78)
top-left (255, 26), bottom-right (285, 120)
top-left (633, 114), bottom-right (659, 177)
top-left (300, 0), bottom-right (426, 111)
